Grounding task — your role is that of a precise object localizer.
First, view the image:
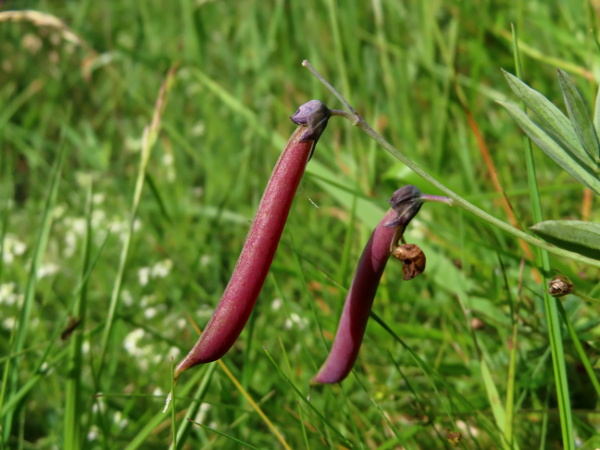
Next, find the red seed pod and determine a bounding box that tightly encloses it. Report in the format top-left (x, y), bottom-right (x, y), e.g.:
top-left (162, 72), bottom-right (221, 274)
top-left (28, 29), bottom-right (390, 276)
top-left (311, 209), bottom-right (398, 384)
top-left (312, 185), bottom-right (429, 384)
top-left (175, 101), bottom-right (331, 378)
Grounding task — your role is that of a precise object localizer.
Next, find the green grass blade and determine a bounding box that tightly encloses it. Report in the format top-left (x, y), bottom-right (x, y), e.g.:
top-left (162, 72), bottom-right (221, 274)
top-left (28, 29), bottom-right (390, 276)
top-left (511, 28), bottom-right (574, 450)
top-left (168, 363), bottom-right (217, 450)
top-left (557, 69), bottom-right (600, 163)
top-left (97, 66), bottom-right (178, 380)
top-left (63, 181), bottom-right (94, 450)
top-left (504, 322), bottom-right (518, 447)
top-left (185, 420), bottom-right (259, 450)
top-left (125, 364), bottom-right (213, 450)
top-left (499, 101), bottom-right (600, 194)
top-left (557, 302), bottom-right (600, 399)
top-left (479, 356), bottom-right (506, 437)
top-left (262, 348), bottom-right (354, 449)
top-left (1, 145), bottom-right (64, 441)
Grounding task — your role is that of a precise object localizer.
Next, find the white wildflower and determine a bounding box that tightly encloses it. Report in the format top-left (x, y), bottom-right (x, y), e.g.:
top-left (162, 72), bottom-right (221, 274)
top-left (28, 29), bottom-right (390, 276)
top-left (2, 234), bottom-right (26, 264)
top-left (113, 410), bottom-right (128, 429)
top-left (153, 386), bottom-right (164, 396)
top-left (271, 298), bottom-right (282, 311)
top-left (285, 312), bottom-right (308, 330)
top-left (123, 328), bottom-right (145, 355)
top-left (166, 346), bottom-right (180, 360)
top-left (2, 317), bottom-right (16, 330)
top-left (87, 425), bottom-right (99, 441)
top-left (161, 153), bottom-right (174, 166)
top-left (138, 267), bottom-right (150, 286)
top-left (191, 121), bottom-right (205, 136)
top-left (151, 259), bottom-right (172, 278)
top-left (144, 307), bottom-right (157, 319)
top-left (0, 283), bottom-right (21, 306)
top-left (121, 289), bottom-right (133, 307)
top-left (92, 193), bottom-right (105, 205)
top-left (194, 403), bottom-right (211, 423)
top-left (91, 210), bottom-right (106, 229)
top-left (37, 263), bottom-right (59, 279)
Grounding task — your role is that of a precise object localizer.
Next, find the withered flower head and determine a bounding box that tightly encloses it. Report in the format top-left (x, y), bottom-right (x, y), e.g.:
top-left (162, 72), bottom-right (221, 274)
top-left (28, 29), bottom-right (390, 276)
top-left (290, 99), bottom-right (332, 144)
top-left (391, 243), bottom-right (426, 280)
top-left (385, 185), bottom-right (424, 229)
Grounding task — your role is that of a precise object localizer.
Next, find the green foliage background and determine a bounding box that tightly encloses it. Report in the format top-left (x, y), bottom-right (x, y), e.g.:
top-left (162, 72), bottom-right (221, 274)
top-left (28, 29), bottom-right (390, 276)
top-left (0, 0), bottom-right (598, 448)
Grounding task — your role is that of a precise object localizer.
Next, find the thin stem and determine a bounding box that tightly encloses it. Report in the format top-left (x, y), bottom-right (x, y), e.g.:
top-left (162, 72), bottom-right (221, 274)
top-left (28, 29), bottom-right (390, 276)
top-left (302, 60), bottom-right (600, 269)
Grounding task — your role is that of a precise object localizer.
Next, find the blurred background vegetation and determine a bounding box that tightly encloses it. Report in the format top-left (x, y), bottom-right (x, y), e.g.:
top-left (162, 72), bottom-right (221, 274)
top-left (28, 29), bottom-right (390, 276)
top-left (0, 0), bottom-right (598, 448)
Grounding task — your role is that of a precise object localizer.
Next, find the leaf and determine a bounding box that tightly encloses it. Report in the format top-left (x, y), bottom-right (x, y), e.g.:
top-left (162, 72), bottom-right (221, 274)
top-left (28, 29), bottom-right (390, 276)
top-left (499, 101), bottom-right (600, 195)
top-left (557, 69), bottom-right (600, 164)
top-left (502, 70), bottom-right (595, 170)
top-left (593, 84), bottom-right (600, 143)
top-left (530, 220), bottom-right (600, 260)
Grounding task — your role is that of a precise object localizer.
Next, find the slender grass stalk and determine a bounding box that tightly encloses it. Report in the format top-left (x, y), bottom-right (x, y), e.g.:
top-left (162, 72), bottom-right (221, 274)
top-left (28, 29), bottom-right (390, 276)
top-left (170, 358), bottom-right (177, 450)
top-left (301, 60), bottom-right (600, 269)
top-left (168, 363), bottom-right (217, 450)
top-left (126, 364), bottom-right (212, 450)
top-left (97, 66), bottom-right (178, 380)
top-left (215, 359), bottom-right (291, 450)
top-left (1, 144), bottom-right (64, 442)
top-left (556, 302), bottom-right (600, 398)
top-left (263, 348), bottom-right (355, 449)
top-left (184, 421), bottom-right (259, 449)
top-left (511, 26), bottom-right (574, 449)
top-left (63, 181), bottom-right (94, 450)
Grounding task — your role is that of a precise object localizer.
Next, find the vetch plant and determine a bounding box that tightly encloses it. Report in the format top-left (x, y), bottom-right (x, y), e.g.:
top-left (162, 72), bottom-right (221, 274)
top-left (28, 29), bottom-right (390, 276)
top-left (301, 58), bottom-right (600, 449)
top-left (175, 100), bottom-right (331, 378)
top-left (312, 186), bottom-right (451, 384)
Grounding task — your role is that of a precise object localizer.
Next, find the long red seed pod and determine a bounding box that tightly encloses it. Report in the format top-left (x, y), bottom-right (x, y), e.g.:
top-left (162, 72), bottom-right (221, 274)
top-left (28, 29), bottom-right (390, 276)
top-left (312, 186), bottom-right (425, 384)
top-left (175, 100), bottom-right (331, 377)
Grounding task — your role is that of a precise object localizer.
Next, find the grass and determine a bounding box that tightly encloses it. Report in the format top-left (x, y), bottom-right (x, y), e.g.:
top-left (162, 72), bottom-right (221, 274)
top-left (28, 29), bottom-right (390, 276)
top-left (0, 0), bottom-right (599, 448)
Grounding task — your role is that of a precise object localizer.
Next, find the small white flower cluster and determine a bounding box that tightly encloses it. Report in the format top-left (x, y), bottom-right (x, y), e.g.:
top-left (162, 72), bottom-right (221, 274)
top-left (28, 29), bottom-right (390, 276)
top-left (285, 312), bottom-right (309, 330)
top-left (0, 282), bottom-right (23, 306)
top-left (138, 259), bottom-right (173, 286)
top-left (0, 283), bottom-right (25, 330)
top-left (1, 234), bottom-right (27, 264)
top-left (161, 152), bottom-right (176, 182)
top-left (123, 327), bottom-right (181, 371)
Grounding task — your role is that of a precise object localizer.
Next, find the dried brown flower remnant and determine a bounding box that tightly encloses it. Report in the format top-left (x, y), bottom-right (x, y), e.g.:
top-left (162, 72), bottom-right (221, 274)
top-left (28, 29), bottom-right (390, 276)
top-left (548, 275), bottom-right (574, 297)
top-left (391, 243), bottom-right (426, 280)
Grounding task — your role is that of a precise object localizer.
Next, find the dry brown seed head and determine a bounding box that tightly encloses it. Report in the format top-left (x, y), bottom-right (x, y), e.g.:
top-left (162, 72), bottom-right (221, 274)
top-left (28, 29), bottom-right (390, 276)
top-left (547, 275), bottom-right (574, 297)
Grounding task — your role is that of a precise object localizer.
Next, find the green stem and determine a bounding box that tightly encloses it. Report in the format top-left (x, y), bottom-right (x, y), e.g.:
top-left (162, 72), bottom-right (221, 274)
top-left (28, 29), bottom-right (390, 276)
top-left (511, 25), bottom-right (573, 450)
top-left (303, 60), bottom-right (600, 270)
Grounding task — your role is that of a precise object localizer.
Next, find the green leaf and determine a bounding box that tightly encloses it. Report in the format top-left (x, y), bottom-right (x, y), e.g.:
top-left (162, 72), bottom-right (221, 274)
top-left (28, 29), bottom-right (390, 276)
top-left (593, 85), bottom-right (600, 143)
top-left (499, 101), bottom-right (600, 195)
top-left (502, 70), bottom-right (595, 170)
top-left (557, 69), bottom-right (600, 164)
top-left (530, 220), bottom-right (600, 260)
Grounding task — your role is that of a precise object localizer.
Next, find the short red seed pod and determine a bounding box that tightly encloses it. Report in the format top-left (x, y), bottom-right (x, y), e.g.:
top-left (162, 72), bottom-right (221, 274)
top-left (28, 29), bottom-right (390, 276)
top-left (312, 186), bottom-right (426, 384)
